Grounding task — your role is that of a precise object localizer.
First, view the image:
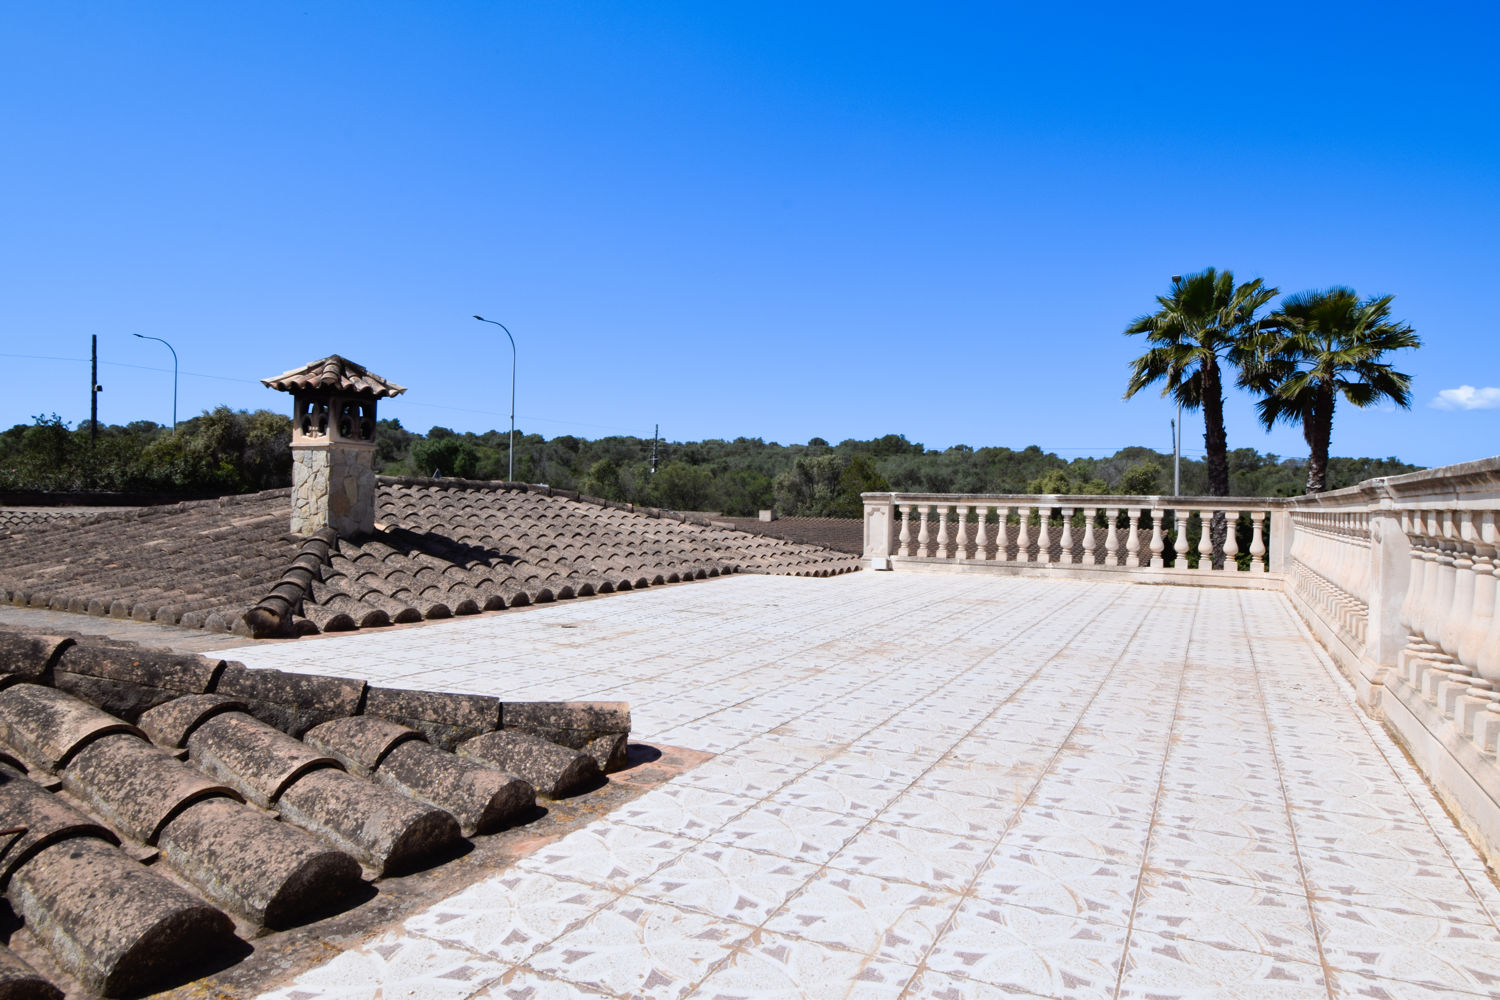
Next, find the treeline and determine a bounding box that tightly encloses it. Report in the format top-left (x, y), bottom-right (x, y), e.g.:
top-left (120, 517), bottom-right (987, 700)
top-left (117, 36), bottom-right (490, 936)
top-left (2, 410), bottom-right (1421, 516)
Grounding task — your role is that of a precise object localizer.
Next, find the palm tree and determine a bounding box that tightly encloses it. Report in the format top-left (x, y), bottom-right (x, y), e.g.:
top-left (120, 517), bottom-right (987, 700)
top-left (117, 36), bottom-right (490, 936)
top-left (1123, 269), bottom-right (1278, 497)
top-left (1243, 288), bottom-right (1420, 493)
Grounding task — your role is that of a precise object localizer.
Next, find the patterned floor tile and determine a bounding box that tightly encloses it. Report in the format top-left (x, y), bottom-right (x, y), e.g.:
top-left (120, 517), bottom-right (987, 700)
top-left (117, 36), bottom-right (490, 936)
top-left (925, 895), bottom-right (1130, 997)
top-left (1133, 869), bottom-right (1320, 965)
top-left (1116, 928), bottom-right (1328, 999)
top-left (693, 931), bottom-right (918, 1000)
top-left (827, 819), bottom-right (992, 891)
top-left (974, 843), bottom-right (1138, 927)
top-left (614, 785), bottom-right (758, 840)
top-left (259, 929), bottom-right (509, 1000)
top-left (881, 785), bottom-right (1021, 841)
top-left (512, 823), bottom-right (696, 892)
top-left (900, 967), bottom-right (1054, 1000)
top-left (1313, 898), bottom-right (1500, 993)
top-left (1002, 805), bottom-right (1152, 866)
top-left (635, 843), bottom-right (818, 926)
top-left (762, 868), bottom-right (961, 965)
top-left (715, 801), bottom-right (866, 865)
top-left (525, 896), bottom-right (754, 1000)
top-left (404, 869), bottom-right (618, 966)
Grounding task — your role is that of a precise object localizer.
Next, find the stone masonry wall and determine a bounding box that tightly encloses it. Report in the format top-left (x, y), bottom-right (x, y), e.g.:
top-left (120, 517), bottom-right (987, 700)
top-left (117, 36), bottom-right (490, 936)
top-left (291, 445), bottom-right (375, 537)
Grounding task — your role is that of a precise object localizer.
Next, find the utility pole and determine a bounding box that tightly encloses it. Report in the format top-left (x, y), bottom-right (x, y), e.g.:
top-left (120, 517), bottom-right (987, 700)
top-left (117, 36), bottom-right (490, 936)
top-left (650, 425), bottom-right (659, 475)
top-left (90, 335), bottom-right (101, 446)
top-left (1172, 411), bottom-right (1180, 496)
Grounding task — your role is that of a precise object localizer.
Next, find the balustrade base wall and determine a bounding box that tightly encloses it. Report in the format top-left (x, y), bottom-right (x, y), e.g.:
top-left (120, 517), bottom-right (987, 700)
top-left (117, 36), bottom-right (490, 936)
top-left (1380, 667), bottom-right (1500, 873)
top-left (883, 556), bottom-right (1284, 591)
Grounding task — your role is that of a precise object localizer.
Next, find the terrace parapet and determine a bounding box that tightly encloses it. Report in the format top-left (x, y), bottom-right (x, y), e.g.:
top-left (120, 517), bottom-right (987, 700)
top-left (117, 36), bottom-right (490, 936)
top-left (862, 492), bottom-right (1283, 587)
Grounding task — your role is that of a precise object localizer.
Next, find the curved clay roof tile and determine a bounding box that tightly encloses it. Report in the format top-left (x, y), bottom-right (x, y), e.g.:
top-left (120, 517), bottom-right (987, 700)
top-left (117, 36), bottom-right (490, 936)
top-left (259, 355), bottom-right (407, 399)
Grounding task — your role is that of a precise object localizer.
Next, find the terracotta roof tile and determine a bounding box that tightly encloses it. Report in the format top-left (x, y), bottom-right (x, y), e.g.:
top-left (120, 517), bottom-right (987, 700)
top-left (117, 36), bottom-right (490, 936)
top-left (258, 355), bottom-right (407, 398)
top-left (0, 627), bottom-right (633, 997)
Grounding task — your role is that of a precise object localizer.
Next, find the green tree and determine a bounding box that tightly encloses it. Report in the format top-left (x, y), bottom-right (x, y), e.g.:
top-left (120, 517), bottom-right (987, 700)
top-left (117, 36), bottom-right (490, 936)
top-left (1025, 468), bottom-right (1107, 495)
top-left (649, 461), bottom-right (716, 511)
top-left (773, 454), bottom-right (845, 516)
top-left (831, 455), bottom-right (891, 517)
top-left (1244, 288), bottom-right (1421, 493)
top-left (411, 435), bottom-right (480, 479)
top-left (1118, 461), bottom-right (1163, 495)
top-left (1124, 269), bottom-right (1278, 497)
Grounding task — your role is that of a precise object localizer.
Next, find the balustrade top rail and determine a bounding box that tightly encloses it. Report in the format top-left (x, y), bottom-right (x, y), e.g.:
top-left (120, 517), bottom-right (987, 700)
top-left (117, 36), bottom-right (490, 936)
top-left (870, 492), bottom-right (1282, 512)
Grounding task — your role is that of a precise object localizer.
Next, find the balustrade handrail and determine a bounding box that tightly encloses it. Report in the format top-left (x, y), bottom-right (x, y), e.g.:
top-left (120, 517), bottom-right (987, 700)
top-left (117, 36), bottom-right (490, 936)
top-left (873, 491), bottom-right (1282, 512)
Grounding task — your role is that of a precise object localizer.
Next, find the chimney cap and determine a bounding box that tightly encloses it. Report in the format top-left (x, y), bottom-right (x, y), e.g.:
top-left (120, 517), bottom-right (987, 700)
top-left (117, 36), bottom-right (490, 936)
top-left (261, 355), bottom-right (407, 399)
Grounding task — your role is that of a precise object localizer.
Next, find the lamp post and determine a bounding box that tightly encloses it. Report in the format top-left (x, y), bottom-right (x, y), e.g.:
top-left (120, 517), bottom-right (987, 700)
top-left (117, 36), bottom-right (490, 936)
top-left (133, 333), bottom-right (178, 430)
top-left (472, 315), bottom-right (517, 482)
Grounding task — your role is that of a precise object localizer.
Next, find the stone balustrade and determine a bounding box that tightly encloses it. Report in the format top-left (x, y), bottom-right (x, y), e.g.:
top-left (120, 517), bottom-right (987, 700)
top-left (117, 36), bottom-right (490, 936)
top-left (862, 494), bottom-right (1280, 585)
top-left (862, 456), bottom-right (1500, 867)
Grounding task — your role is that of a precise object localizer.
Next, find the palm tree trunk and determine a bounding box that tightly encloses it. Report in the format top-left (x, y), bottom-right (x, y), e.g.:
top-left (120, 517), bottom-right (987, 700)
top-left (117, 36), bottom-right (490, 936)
top-left (1306, 384), bottom-right (1335, 493)
top-left (1199, 359), bottom-right (1230, 566)
top-left (1199, 359), bottom-right (1230, 497)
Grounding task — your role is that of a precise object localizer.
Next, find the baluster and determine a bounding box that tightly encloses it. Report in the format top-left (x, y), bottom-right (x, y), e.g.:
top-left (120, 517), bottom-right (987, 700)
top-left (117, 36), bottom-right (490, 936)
top-left (974, 505), bottom-right (990, 561)
top-left (1172, 509), bottom-right (1190, 569)
top-left (1413, 510), bottom-right (1446, 652)
top-left (899, 504), bottom-right (913, 557)
top-left (1082, 508), bottom-right (1098, 566)
top-left (1476, 512), bottom-right (1500, 684)
top-left (1197, 510), bottom-right (1214, 571)
top-left (1126, 508), bottom-right (1142, 566)
top-left (1250, 512), bottom-right (1267, 572)
top-left (1017, 507), bottom-right (1033, 563)
top-left (1459, 512), bottom-right (1494, 672)
top-left (1222, 511), bottom-right (1240, 571)
top-left (917, 505), bottom-right (932, 558)
top-left (1037, 508), bottom-right (1053, 565)
top-left (998, 507), bottom-right (1015, 561)
top-left (1149, 509), bottom-right (1165, 569)
top-left (935, 505), bottom-right (951, 560)
top-left (1059, 508), bottom-right (1076, 565)
top-left (1104, 507), bottom-right (1120, 566)
top-left (955, 505), bottom-right (970, 559)
top-left (1398, 510), bottom-right (1424, 638)
top-left (1429, 512), bottom-right (1458, 656)
top-left (1440, 511), bottom-right (1476, 660)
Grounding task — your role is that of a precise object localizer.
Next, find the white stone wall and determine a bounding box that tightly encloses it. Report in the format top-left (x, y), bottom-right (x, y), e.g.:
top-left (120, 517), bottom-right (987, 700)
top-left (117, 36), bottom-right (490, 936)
top-left (291, 444), bottom-right (375, 536)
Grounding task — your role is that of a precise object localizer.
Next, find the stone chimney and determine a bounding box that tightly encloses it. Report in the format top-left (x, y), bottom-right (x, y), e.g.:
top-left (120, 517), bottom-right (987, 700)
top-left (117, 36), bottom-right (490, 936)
top-left (261, 355), bottom-right (406, 537)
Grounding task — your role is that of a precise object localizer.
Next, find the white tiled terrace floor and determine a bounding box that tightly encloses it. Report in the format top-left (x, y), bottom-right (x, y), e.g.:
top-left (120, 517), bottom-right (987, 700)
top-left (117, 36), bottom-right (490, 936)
top-left (214, 573), bottom-right (1500, 1000)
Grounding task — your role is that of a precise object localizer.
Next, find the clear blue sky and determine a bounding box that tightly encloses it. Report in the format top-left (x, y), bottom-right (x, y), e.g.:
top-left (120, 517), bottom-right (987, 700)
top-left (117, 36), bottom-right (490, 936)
top-left (3, 2), bottom-right (1496, 469)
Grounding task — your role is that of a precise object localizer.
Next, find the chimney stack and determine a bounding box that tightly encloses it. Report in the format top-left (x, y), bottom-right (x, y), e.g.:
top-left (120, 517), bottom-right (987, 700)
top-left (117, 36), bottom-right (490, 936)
top-left (261, 355), bottom-right (406, 537)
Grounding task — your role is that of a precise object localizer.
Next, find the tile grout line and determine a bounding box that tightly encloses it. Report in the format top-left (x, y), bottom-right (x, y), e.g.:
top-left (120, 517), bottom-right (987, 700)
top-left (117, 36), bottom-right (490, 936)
top-left (889, 584), bottom-right (1180, 998)
top-left (1235, 587), bottom-right (1339, 999)
top-left (662, 578), bottom-right (1117, 996)
top-left (417, 576), bottom-right (1096, 999)
top-left (1108, 585), bottom-right (1202, 1000)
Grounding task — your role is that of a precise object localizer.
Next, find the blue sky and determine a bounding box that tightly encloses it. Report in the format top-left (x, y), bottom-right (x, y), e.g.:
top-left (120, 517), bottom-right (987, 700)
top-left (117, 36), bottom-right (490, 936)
top-left (2, 2), bottom-right (1496, 469)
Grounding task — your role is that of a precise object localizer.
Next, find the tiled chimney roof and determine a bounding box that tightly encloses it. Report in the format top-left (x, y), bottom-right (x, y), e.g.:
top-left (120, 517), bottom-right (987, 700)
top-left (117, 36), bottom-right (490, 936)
top-left (260, 355), bottom-right (407, 399)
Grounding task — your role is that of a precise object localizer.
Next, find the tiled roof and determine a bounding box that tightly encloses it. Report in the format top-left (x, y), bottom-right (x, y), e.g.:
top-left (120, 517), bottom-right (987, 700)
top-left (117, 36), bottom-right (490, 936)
top-left (0, 509), bottom-right (116, 533)
top-left (0, 627), bottom-right (629, 998)
top-left (0, 479), bottom-right (859, 638)
top-left (709, 515), bottom-right (864, 554)
top-left (0, 492), bottom-right (299, 632)
top-left (259, 355), bottom-right (407, 399)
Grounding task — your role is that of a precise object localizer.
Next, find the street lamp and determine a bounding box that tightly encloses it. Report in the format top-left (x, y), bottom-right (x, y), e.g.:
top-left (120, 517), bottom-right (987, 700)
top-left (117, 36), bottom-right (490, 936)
top-left (133, 333), bottom-right (178, 430)
top-left (472, 315), bottom-right (517, 482)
